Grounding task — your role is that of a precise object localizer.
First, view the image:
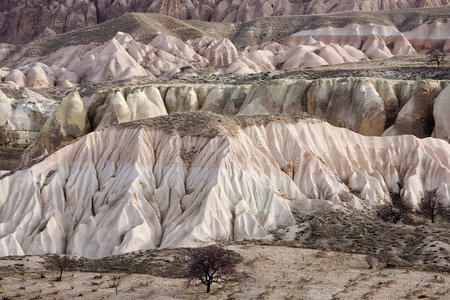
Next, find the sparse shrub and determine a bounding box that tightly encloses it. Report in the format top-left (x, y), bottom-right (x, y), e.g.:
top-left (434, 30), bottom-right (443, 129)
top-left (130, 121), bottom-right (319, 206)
top-left (376, 204), bottom-right (402, 224)
top-left (420, 190), bottom-right (440, 223)
top-left (365, 254), bottom-right (377, 269)
top-left (186, 245), bottom-right (239, 293)
top-left (377, 192), bottom-right (412, 224)
top-left (430, 51), bottom-right (445, 66)
top-left (46, 254), bottom-right (78, 281)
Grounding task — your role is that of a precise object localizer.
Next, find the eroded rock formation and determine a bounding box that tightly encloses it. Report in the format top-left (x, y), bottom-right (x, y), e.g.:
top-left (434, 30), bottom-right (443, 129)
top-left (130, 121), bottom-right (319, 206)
top-left (0, 113), bottom-right (449, 257)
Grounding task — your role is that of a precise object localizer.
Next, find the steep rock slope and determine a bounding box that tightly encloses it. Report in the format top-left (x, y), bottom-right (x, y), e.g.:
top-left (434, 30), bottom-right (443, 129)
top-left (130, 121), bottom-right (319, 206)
top-left (0, 113), bottom-right (449, 257)
top-left (1, 26), bottom-right (447, 88)
top-left (3, 77), bottom-right (450, 162)
top-left (1, 0), bottom-right (449, 43)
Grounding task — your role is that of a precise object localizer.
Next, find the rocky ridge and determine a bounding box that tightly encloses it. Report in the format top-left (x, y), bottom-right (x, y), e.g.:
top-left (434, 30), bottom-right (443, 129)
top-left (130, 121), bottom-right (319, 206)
top-left (1, 76), bottom-right (448, 164)
top-left (0, 112), bottom-right (449, 257)
top-left (1, 0), bottom-right (449, 44)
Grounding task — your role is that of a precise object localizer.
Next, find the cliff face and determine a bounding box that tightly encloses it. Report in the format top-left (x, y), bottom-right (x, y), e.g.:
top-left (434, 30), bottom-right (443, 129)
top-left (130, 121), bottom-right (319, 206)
top-left (1, 0), bottom-right (449, 44)
top-left (2, 77), bottom-right (449, 164)
top-left (0, 0), bottom-right (97, 44)
top-left (1, 113), bottom-right (449, 257)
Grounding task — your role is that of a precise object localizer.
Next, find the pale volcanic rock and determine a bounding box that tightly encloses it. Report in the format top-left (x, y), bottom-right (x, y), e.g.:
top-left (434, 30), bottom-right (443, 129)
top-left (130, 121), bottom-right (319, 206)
top-left (1, 0), bottom-right (449, 44)
top-left (189, 37), bottom-right (239, 66)
top-left (326, 80), bottom-right (386, 136)
top-left (201, 85), bottom-right (250, 115)
top-left (386, 80), bottom-right (443, 137)
top-left (404, 20), bottom-right (450, 53)
top-left (30, 91), bottom-right (90, 157)
top-left (303, 0), bottom-right (450, 14)
top-left (0, 91), bottom-right (11, 126)
top-left (52, 67), bottom-right (80, 87)
top-left (93, 91), bottom-right (131, 130)
top-left (225, 50), bottom-right (276, 75)
top-left (237, 79), bottom-right (305, 115)
top-left (25, 65), bottom-right (54, 88)
top-left (361, 34), bottom-right (393, 59)
top-left (126, 89), bottom-right (166, 120)
top-left (228, 37), bottom-right (368, 73)
top-left (4, 69), bottom-right (26, 87)
top-left (0, 113), bottom-right (449, 257)
top-left (0, 88), bottom-right (57, 146)
top-left (150, 34), bottom-right (206, 65)
top-left (279, 46), bottom-right (328, 69)
top-left (284, 23), bottom-right (417, 58)
top-left (66, 32), bottom-right (148, 83)
top-left (142, 86), bottom-right (168, 115)
top-left (164, 86), bottom-right (198, 114)
top-left (432, 85), bottom-right (450, 142)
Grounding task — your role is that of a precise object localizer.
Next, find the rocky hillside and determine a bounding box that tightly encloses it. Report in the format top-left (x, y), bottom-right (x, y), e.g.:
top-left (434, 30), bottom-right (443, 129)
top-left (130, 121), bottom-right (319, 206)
top-left (1, 0), bottom-right (449, 44)
top-left (2, 75), bottom-right (449, 164)
top-left (0, 112), bottom-right (449, 257)
top-left (1, 7), bottom-right (449, 89)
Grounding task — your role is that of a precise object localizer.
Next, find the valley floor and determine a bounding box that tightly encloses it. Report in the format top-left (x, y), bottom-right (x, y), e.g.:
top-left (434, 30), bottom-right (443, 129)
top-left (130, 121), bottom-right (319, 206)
top-left (1, 245), bottom-right (449, 300)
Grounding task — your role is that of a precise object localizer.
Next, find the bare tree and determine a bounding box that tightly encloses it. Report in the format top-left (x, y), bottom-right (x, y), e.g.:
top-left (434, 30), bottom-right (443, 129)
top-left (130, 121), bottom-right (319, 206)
top-left (430, 52), bottom-right (445, 66)
top-left (109, 273), bottom-right (125, 295)
top-left (46, 254), bottom-right (78, 281)
top-left (186, 245), bottom-right (239, 293)
top-left (420, 190), bottom-right (441, 223)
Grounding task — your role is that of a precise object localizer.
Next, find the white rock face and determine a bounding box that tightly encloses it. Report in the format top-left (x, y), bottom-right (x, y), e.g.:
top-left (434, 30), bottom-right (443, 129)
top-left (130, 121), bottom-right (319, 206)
top-left (0, 88), bottom-right (58, 146)
top-left (432, 85), bottom-right (450, 142)
top-left (66, 32), bottom-right (148, 83)
top-left (0, 113), bottom-right (449, 258)
top-left (1, 18), bottom-right (445, 84)
top-left (0, 91), bottom-right (11, 126)
top-left (93, 91), bottom-right (131, 130)
top-left (385, 80), bottom-right (442, 138)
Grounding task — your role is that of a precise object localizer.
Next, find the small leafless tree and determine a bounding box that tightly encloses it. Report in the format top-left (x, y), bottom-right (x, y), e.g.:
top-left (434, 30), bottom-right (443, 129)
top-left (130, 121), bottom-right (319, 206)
top-left (186, 245), bottom-right (239, 293)
top-left (46, 254), bottom-right (78, 281)
top-left (420, 190), bottom-right (442, 223)
top-left (109, 273), bottom-right (125, 295)
top-left (431, 52), bottom-right (445, 66)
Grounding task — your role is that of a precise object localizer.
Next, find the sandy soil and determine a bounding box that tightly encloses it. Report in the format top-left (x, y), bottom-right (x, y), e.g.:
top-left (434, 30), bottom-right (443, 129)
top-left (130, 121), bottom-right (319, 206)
top-left (0, 245), bottom-right (449, 300)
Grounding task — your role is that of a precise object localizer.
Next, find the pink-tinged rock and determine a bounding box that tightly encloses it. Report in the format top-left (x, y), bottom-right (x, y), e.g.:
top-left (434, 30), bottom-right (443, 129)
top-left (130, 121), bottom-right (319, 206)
top-left (432, 85), bottom-right (450, 143)
top-left (361, 35), bottom-right (393, 59)
top-left (280, 46), bottom-right (328, 69)
top-left (404, 21), bottom-right (450, 53)
top-left (4, 69), bottom-right (26, 87)
top-left (189, 37), bottom-right (239, 66)
top-left (318, 45), bottom-right (346, 65)
top-left (26, 66), bottom-right (53, 88)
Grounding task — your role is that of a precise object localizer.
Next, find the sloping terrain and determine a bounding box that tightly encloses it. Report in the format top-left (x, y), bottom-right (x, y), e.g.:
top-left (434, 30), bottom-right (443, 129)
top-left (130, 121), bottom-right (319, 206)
top-left (1, 7), bottom-right (448, 92)
top-left (0, 245), bottom-right (450, 299)
top-left (2, 75), bottom-right (449, 164)
top-left (0, 113), bottom-right (449, 257)
top-left (1, 0), bottom-right (449, 44)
